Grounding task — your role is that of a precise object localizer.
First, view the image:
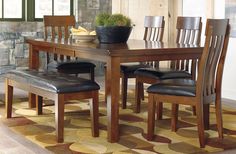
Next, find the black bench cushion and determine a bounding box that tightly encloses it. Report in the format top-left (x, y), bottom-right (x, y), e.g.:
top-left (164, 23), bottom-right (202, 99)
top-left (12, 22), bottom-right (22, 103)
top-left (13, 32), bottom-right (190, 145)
top-left (147, 79), bottom-right (196, 97)
top-left (6, 70), bottom-right (100, 94)
top-left (134, 67), bottom-right (192, 80)
top-left (48, 60), bottom-right (96, 73)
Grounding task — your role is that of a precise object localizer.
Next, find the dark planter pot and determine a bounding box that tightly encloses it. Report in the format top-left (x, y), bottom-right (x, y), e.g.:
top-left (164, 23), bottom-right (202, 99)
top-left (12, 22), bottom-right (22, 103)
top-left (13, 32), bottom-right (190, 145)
top-left (96, 26), bottom-right (132, 44)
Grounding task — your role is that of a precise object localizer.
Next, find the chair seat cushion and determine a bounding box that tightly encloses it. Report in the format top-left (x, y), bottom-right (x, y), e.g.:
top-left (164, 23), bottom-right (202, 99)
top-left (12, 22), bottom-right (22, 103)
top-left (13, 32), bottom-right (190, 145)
top-left (159, 78), bottom-right (196, 86)
top-left (120, 63), bottom-right (150, 74)
top-left (134, 67), bottom-right (192, 80)
top-left (6, 70), bottom-right (100, 93)
top-left (147, 79), bottom-right (196, 97)
top-left (47, 60), bottom-right (96, 74)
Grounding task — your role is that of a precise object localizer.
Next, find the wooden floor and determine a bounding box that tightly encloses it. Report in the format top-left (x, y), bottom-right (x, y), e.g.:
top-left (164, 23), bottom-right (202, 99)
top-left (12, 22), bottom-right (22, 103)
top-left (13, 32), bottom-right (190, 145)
top-left (0, 121), bottom-right (51, 153)
top-left (0, 75), bottom-right (236, 153)
top-left (0, 76), bottom-right (51, 153)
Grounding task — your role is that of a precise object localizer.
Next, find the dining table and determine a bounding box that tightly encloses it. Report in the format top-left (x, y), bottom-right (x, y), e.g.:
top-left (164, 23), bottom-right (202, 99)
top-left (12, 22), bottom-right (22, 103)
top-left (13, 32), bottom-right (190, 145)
top-left (26, 38), bottom-right (203, 143)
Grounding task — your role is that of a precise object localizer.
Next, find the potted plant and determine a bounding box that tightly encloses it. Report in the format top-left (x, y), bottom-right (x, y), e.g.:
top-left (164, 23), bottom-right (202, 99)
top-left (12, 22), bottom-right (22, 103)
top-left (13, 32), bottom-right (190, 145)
top-left (95, 13), bottom-right (133, 43)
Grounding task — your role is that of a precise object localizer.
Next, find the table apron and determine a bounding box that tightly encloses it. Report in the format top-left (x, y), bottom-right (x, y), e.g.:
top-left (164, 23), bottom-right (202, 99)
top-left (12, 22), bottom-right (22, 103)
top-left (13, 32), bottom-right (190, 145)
top-left (119, 53), bottom-right (201, 63)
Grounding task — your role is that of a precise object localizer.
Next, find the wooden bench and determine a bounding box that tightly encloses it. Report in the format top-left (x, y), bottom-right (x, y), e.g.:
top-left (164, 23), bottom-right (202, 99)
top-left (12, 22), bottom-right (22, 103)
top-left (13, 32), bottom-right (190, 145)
top-left (5, 69), bottom-right (100, 142)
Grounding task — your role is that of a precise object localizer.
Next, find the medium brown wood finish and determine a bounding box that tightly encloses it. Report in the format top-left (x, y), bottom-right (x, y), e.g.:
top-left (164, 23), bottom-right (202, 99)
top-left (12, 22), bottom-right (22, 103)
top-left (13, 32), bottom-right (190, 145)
top-left (135, 16), bottom-right (202, 113)
top-left (147, 19), bottom-right (230, 148)
top-left (172, 16), bottom-right (202, 74)
top-left (44, 15), bottom-right (95, 81)
top-left (5, 79), bottom-right (13, 118)
top-left (36, 95), bottom-right (43, 115)
top-left (28, 44), bottom-right (40, 108)
top-left (44, 15), bottom-right (75, 62)
top-left (26, 37), bottom-right (203, 142)
top-left (5, 78), bottom-right (99, 143)
top-left (120, 16), bottom-right (165, 109)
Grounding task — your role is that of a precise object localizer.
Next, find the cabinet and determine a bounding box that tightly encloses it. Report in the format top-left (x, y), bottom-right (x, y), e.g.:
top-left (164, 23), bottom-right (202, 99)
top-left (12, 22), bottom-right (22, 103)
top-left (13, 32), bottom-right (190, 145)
top-left (112, 0), bottom-right (182, 42)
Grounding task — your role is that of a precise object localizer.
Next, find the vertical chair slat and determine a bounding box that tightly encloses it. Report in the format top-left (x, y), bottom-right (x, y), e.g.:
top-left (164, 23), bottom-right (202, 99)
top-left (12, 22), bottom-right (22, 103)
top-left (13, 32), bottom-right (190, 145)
top-left (52, 26), bottom-right (56, 39)
top-left (185, 30), bottom-right (191, 44)
top-left (65, 26), bottom-right (69, 40)
top-left (190, 30), bottom-right (195, 44)
top-left (58, 26), bottom-right (62, 40)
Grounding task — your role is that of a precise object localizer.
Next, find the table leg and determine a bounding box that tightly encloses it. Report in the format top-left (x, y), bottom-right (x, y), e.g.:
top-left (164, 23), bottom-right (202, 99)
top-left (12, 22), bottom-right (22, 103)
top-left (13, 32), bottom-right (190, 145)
top-left (106, 57), bottom-right (120, 142)
top-left (28, 45), bottom-right (40, 108)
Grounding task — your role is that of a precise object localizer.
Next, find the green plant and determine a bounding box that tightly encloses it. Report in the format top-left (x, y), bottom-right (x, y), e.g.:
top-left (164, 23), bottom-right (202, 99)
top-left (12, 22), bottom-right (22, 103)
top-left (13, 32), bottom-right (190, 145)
top-left (95, 13), bottom-right (131, 27)
top-left (95, 13), bottom-right (110, 26)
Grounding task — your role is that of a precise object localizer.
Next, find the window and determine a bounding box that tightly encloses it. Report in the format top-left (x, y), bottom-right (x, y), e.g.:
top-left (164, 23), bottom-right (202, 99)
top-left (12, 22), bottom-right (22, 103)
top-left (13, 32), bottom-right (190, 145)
top-left (28, 0), bottom-right (73, 21)
top-left (0, 0), bottom-right (25, 21)
top-left (35, 0), bottom-right (53, 18)
top-left (54, 0), bottom-right (71, 15)
top-left (0, 0), bottom-right (73, 21)
top-left (0, 1), bottom-right (2, 18)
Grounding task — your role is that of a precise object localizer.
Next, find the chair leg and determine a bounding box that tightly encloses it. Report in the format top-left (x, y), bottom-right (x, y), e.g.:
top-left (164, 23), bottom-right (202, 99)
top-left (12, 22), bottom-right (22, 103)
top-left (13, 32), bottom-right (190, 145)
top-left (55, 94), bottom-right (64, 143)
top-left (90, 91), bottom-right (99, 137)
top-left (203, 104), bottom-right (210, 130)
top-left (171, 104), bottom-right (179, 132)
top-left (5, 79), bottom-right (13, 118)
top-left (196, 103), bottom-right (205, 148)
top-left (135, 79), bottom-right (142, 113)
top-left (104, 68), bottom-right (107, 104)
top-left (156, 102), bottom-right (163, 120)
top-left (140, 83), bottom-right (145, 101)
top-left (147, 93), bottom-right (156, 140)
top-left (121, 73), bottom-right (128, 109)
top-left (36, 95), bottom-right (43, 115)
top-left (192, 106), bottom-right (196, 115)
top-left (90, 68), bottom-right (95, 81)
top-left (215, 94), bottom-right (223, 139)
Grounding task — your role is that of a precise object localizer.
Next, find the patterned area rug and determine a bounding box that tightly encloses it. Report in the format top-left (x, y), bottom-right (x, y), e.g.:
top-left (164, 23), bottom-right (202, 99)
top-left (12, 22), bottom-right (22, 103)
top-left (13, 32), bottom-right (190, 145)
top-left (1, 91), bottom-right (236, 154)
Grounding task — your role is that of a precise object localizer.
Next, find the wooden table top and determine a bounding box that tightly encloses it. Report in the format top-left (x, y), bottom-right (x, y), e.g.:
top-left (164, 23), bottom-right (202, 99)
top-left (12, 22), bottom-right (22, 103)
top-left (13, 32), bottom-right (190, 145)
top-left (26, 38), bottom-right (203, 58)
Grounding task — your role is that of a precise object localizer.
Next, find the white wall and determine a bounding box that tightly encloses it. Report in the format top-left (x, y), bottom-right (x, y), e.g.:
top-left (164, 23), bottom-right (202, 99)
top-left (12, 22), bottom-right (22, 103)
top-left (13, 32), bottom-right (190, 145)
top-left (183, 0), bottom-right (236, 100)
top-left (183, 0), bottom-right (207, 45)
top-left (214, 0), bottom-right (236, 100)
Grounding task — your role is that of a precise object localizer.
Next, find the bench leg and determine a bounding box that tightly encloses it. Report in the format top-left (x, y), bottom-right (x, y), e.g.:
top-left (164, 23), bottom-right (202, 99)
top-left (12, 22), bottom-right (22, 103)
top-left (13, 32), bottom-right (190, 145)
top-left (55, 94), bottom-right (64, 143)
top-left (36, 95), bottom-right (43, 115)
top-left (5, 79), bottom-right (13, 118)
top-left (29, 93), bottom-right (36, 108)
top-left (90, 91), bottom-right (99, 137)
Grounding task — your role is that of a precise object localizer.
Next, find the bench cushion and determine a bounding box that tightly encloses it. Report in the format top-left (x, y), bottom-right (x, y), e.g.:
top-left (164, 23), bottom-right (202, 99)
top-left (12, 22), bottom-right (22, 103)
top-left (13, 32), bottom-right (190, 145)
top-left (6, 70), bottom-right (100, 93)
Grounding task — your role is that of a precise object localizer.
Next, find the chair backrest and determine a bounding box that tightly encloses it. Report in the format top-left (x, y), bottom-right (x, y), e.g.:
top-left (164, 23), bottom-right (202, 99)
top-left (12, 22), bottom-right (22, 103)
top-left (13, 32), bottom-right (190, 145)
top-left (44, 15), bottom-right (75, 62)
top-left (171, 16), bottom-right (202, 79)
top-left (143, 16), bottom-right (165, 67)
top-left (143, 16), bottom-right (165, 41)
top-left (196, 19), bottom-right (230, 101)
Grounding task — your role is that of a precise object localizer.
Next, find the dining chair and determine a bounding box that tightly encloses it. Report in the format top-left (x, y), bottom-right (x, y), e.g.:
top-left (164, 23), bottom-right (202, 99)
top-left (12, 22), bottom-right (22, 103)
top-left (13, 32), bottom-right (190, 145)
top-left (119, 16), bottom-right (165, 109)
top-left (134, 16), bottom-right (202, 114)
top-left (44, 15), bottom-right (96, 81)
top-left (146, 19), bottom-right (230, 148)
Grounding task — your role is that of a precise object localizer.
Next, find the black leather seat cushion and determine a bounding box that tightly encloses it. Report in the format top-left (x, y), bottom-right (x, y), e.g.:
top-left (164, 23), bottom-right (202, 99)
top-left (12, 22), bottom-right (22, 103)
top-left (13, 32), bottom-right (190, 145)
top-left (134, 67), bottom-right (192, 80)
top-left (120, 63), bottom-right (150, 74)
top-left (48, 60), bottom-right (96, 73)
top-left (147, 79), bottom-right (196, 97)
top-left (6, 70), bottom-right (100, 93)
top-left (159, 78), bottom-right (196, 86)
